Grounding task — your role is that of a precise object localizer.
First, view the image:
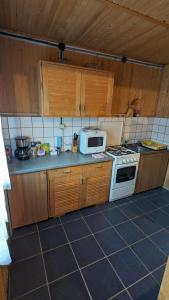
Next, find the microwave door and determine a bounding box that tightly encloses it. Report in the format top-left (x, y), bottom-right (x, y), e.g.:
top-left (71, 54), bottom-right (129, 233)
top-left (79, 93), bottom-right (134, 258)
top-left (88, 136), bottom-right (104, 147)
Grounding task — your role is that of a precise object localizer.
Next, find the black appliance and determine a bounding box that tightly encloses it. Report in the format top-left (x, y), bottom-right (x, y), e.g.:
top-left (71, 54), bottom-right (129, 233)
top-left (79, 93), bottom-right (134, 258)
top-left (15, 136), bottom-right (31, 160)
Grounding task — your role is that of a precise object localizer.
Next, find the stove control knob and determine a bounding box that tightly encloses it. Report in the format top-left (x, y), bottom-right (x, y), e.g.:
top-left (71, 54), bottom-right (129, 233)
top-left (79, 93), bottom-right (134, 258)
top-left (122, 159), bottom-right (126, 164)
top-left (127, 158), bottom-right (130, 162)
top-left (119, 160), bottom-right (122, 164)
top-left (130, 158), bottom-right (134, 162)
top-left (134, 158), bottom-right (137, 161)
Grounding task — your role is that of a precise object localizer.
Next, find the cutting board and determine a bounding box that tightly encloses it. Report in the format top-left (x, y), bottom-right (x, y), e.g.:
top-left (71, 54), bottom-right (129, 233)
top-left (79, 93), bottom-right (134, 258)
top-left (100, 121), bottom-right (123, 146)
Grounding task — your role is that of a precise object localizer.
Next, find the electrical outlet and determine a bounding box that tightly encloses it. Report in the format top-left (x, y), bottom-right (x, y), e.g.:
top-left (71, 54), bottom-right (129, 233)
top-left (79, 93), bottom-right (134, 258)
top-left (59, 123), bottom-right (65, 129)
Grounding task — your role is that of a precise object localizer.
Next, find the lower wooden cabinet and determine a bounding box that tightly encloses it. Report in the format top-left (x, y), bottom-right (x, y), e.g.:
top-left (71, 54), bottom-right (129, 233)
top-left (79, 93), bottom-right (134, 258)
top-left (135, 151), bottom-right (169, 193)
top-left (48, 166), bottom-right (83, 217)
top-left (48, 161), bottom-right (112, 217)
top-left (8, 171), bottom-right (48, 228)
top-left (83, 162), bottom-right (112, 207)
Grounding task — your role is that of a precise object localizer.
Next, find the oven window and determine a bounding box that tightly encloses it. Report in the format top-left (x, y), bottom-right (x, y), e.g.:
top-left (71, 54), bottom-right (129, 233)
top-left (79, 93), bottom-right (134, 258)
top-left (88, 137), bottom-right (103, 147)
top-left (116, 166), bottom-right (136, 183)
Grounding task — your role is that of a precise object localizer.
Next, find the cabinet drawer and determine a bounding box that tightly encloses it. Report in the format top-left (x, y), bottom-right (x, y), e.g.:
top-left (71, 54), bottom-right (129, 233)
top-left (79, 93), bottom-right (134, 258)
top-left (48, 166), bottom-right (82, 184)
top-left (84, 161), bottom-right (112, 176)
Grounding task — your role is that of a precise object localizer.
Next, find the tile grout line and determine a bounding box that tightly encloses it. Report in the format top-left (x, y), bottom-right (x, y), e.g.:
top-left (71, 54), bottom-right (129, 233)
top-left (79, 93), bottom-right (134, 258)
top-left (11, 217), bottom-right (168, 266)
top-left (11, 229), bottom-right (38, 240)
top-left (13, 284), bottom-right (47, 300)
top-left (117, 204), bottom-right (169, 260)
top-left (103, 211), bottom-right (156, 294)
top-left (10, 190), bottom-right (169, 240)
top-left (60, 222), bottom-right (93, 300)
top-left (112, 205), bottom-right (168, 287)
top-left (80, 214), bottom-right (133, 300)
top-left (36, 224), bottom-right (52, 300)
top-left (10, 189), bottom-right (169, 299)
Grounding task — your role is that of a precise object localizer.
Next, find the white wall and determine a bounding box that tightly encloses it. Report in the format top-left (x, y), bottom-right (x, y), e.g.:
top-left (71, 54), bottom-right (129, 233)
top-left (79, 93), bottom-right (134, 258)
top-left (1, 116), bottom-right (169, 155)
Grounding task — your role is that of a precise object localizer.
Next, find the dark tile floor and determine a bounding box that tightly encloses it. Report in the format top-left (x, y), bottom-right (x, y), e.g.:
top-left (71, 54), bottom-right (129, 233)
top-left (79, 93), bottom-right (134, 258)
top-left (8, 187), bottom-right (169, 300)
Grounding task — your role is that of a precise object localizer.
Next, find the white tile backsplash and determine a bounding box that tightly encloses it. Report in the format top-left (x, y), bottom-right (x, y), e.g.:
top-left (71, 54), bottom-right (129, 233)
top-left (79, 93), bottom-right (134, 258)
top-left (33, 127), bottom-right (44, 138)
top-left (1, 117), bottom-right (8, 129)
top-left (54, 127), bottom-right (63, 137)
top-left (2, 128), bottom-right (9, 139)
top-left (9, 128), bottom-right (21, 139)
top-left (44, 127), bottom-right (54, 137)
top-left (20, 117), bottom-right (32, 128)
top-left (64, 126), bottom-right (73, 136)
top-left (81, 117), bottom-right (90, 127)
top-left (72, 118), bottom-right (82, 127)
top-left (8, 117), bottom-right (20, 128)
top-left (43, 117), bottom-right (53, 127)
top-left (21, 127), bottom-right (33, 137)
top-left (2, 116), bottom-right (169, 153)
top-left (32, 117), bottom-right (43, 127)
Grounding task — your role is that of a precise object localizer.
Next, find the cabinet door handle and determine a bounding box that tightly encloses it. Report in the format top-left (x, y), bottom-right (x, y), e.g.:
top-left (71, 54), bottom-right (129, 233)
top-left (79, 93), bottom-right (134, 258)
top-left (81, 104), bottom-right (85, 112)
top-left (79, 104), bottom-right (81, 112)
top-left (96, 165), bottom-right (104, 168)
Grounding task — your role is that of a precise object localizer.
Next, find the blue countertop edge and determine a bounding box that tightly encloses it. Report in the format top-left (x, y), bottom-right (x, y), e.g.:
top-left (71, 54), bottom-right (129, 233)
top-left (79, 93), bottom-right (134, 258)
top-left (8, 152), bottom-right (113, 175)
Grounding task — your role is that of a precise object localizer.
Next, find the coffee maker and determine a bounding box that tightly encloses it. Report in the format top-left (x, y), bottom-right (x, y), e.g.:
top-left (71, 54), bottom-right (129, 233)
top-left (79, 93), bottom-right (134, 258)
top-left (15, 136), bottom-right (31, 160)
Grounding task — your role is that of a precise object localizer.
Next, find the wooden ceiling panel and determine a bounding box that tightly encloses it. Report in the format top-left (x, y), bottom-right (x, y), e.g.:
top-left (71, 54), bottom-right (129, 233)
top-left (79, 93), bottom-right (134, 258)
top-left (112, 0), bottom-right (169, 24)
top-left (0, 0), bottom-right (169, 64)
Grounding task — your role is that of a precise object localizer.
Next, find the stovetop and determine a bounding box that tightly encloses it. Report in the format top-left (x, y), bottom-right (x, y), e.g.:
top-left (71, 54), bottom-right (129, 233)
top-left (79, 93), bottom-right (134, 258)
top-left (106, 146), bottom-right (136, 157)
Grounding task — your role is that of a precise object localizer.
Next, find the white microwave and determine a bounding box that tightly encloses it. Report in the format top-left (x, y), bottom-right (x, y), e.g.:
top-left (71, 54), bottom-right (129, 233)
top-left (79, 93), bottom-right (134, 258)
top-left (79, 129), bottom-right (107, 154)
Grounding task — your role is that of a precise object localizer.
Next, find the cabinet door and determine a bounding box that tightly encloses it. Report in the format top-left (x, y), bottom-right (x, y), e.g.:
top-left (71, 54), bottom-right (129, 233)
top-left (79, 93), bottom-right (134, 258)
top-left (135, 152), bottom-right (169, 193)
top-left (8, 171), bottom-right (48, 228)
top-left (83, 162), bottom-right (112, 207)
top-left (112, 62), bottom-right (133, 114)
top-left (48, 166), bottom-right (83, 217)
top-left (41, 62), bottom-right (81, 116)
top-left (156, 64), bottom-right (169, 117)
top-left (81, 69), bottom-right (114, 116)
top-left (128, 65), bottom-right (161, 117)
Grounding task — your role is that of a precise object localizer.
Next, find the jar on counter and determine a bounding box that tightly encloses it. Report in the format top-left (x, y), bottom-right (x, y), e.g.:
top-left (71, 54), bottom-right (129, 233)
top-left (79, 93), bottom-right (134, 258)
top-left (5, 145), bottom-right (12, 161)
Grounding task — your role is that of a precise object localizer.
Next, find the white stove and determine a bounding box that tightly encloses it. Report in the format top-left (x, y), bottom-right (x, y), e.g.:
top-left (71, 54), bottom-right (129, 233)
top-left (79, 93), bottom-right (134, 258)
top-left (106, 146), bottom-right (140, 202)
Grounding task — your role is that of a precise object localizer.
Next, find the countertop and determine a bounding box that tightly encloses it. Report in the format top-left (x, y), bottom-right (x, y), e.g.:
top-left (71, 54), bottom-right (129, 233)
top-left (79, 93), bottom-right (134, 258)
top-left (126, 143), bottom-right (169, 154)
top-left (8, 152), bottom-right (113, 175)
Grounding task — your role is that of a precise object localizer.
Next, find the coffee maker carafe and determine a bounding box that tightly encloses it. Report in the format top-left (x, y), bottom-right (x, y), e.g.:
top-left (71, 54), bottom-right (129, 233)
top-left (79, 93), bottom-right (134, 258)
top-left (15, 136), bottom-right (31, 160)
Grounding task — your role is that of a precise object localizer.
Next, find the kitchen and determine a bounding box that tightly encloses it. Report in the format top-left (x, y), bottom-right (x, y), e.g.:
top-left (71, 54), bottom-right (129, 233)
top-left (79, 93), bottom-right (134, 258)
top-left (1, 1), bottom-right (169, 300)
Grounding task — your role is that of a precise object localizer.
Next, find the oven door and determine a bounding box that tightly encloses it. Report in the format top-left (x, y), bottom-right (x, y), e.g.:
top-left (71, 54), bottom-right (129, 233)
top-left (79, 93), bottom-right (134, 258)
top-left (113, 163), bottom-right (138, 189)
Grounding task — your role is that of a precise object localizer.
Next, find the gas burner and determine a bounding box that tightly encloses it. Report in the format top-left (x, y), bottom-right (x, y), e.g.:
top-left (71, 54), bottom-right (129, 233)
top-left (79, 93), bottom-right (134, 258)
top-left (106, 145), bottom-right (135, 157)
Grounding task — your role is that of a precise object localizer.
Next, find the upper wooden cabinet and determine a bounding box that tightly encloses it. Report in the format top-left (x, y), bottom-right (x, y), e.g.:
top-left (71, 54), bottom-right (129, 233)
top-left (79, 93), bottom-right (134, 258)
top-left (40, 63), bottom-right (81, 116)
top-left (39, 61), bottom-right (114, 117)
top-left (156, 64), bottom-right (169, 117)
top-left (81, 69), bottom-right (114, 117)
top-left (112, 63), bottom-right (161, 116)
top-left (129, 65), bottom-right (161, 117)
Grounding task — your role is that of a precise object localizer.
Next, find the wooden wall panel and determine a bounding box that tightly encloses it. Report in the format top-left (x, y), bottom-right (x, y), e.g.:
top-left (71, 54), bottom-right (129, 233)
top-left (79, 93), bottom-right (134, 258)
top-left (0, 36), bottom-right (162, 115)
top-left (1, 0), bottom-right (169, 63)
